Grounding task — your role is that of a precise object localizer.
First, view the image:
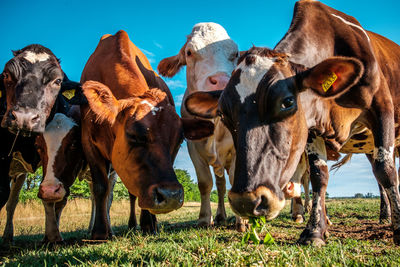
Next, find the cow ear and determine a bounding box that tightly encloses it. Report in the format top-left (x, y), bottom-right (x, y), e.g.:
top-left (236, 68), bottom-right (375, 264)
top-left (82, 80), bottom-right (120, 125)
top-left (299, 57), bottom-right (364, 97)
top-left (60, 75), bottom-right (87, 105)
top-left (182, 118), bottom-right (214, 140)
top-left (185, 90), bottom-right (223, 119)
top-left (157, 42), bottom-right (187, 78)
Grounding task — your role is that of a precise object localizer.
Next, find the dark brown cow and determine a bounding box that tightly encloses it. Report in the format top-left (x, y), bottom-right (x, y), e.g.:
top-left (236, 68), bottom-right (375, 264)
top-left (185, 0), bottom-right (400, 245)
top-left (80, 30), bottom-right (214, 239)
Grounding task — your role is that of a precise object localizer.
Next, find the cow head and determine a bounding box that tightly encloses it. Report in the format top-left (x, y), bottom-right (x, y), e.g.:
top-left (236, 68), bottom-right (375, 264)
top-left (83, 80), bottom-right (214, 214)
top-left (0, 44), bottom-right (82, 134)
top-left (158, 22), bottom-right (239, 93)
top-left (185, 47), bottom-right (363, 219)
top-left (36, 112), bottom-right (83, 202)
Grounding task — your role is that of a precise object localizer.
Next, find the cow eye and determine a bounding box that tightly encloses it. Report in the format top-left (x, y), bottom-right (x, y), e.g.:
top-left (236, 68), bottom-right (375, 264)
top-left (281, 96), bottom-right (295, 110)
top-left (54, 79), bottom-right (62, 86)
top-left (128, 134), bottom-right (147, 146)
top-left (186, 50), bottom-right (192, 56)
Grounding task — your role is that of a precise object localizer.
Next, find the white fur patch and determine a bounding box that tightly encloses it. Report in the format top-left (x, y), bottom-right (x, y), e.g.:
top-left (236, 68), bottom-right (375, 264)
top-left (331, 14), bottom-right (370, 42)
top-left (24, 51), bottom-right (50, 64)
top-left (42, 113), bottom-right (77, 186)
top-left (186, 22), bottom-right (238, 93)
top-left (314, 158), bottom-right (328, 167)
top-left (140, 100), bottom-right (162, 116)
top-left (373, 146), bottom-right (394, 163)
top-left (235, 55), bottom-right (276, 103)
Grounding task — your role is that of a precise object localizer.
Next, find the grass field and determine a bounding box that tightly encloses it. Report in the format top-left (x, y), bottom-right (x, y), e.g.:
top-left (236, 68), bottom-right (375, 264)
top-left (0, 198), bottom-right (399, 266)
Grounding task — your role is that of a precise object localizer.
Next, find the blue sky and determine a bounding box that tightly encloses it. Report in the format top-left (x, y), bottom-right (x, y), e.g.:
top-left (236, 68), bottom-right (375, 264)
top-left (1, 0), bottom-right (399, 197)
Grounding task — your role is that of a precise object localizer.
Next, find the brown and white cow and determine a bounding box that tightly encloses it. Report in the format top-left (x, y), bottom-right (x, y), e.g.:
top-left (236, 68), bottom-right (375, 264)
top-left (185, 0), bottom-right (400, 245)
top-left (158, 22), bottom-right (246, 230)
top-left (80, 30), bottom-right (214, 239)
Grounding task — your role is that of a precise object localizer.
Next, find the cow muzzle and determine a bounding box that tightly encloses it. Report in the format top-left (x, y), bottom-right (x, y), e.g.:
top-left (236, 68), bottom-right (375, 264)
top-left (228, 186), bottom-right (286, 220)
top-left (38, 182), bottom-right (66, 202)
top-left (144, 183), bottom-right (184, 214)
top-left (2, 108), bottom-right (44, 134)
top-left (205, 73), bottom-right (230, 91)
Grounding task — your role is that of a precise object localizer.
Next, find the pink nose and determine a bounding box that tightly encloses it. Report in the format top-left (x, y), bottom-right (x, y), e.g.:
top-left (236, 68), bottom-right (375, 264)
top-left (38, 183), bottom-right (66, 202)
top-left (206, 73), bottom-right (230, 91)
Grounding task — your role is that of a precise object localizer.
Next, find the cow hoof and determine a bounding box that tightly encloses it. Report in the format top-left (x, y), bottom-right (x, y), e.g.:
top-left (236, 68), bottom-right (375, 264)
top-left (91, 232), bottom-right (109, 240)
top-left (197, 219), bottom-right (213, 228)
top-left (2, 235), bottom-right (13, 244)
top-left (214, 214), bottom-right (227, 226)
top-left (293, 215), bottom-right (304, 224)
top-left (298, 236), bottom-right (326, 247)
top-left (236, 222), bottom-right (248, 232)
top-left (42, 236), bottom-right (64, 244)
top-left (141, 225), bottom-right (157, 234)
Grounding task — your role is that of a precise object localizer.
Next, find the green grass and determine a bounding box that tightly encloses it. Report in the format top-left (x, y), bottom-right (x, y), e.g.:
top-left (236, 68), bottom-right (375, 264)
top-left (0, 198), bottom-right (399, 266)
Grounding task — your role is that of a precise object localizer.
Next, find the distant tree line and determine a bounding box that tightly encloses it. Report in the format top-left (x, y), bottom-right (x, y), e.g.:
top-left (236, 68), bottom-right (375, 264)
top-left (18, 168), bottom-right (222, 203)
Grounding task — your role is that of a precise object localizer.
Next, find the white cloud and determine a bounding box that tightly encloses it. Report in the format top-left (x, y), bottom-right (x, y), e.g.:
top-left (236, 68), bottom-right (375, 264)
top-left (153, 41), bottom-right (163, 49)
top-left (139, 47), bottom-right (155, 57)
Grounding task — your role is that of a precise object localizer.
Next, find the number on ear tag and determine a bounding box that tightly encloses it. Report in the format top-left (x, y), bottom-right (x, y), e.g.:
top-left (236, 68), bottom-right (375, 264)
top-left (322, 72), bottom-right (337, 92)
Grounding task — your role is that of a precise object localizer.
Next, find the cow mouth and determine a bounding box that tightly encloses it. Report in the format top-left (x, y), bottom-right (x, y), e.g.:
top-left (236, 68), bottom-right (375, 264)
top-left (8, 126), bottom-right (34, 137)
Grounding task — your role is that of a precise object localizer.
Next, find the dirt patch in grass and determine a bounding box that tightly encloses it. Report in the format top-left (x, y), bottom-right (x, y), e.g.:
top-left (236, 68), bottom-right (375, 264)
top-left (328, 220), bottom-right (392, 241)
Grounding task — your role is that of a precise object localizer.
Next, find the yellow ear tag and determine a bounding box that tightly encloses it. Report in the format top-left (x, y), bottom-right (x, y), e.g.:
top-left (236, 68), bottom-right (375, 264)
top-left (62, 89), bottom-right (76, 100)
top-left (0, 91), bottom-right (2, 98)
top-left (322, 72), bottom-right (338, 92)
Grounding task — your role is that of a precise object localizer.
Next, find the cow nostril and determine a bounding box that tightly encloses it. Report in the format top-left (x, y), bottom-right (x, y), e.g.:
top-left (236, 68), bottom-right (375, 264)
top-left (209, 76), bottom-right (217, 85)
top-left (10, 111), bottom-right (17, 121)
top-left (255, 195), bottom-right (268, 213)
top-left (31, 114), bottom-right (40, 123)
top-left (155, 188), bottom-right (166, 204)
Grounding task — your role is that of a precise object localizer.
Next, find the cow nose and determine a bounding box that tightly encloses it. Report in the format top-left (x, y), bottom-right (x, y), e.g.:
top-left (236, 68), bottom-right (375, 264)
top-left (151, 185), bottom-right (184, 213)
top-left (11, 110), bottom-right (40, 131)
top-left (228, 186), bottom-right (286, 220)
top-left (38, 183), bottom-right (66, 202)
top-left (206, 73), bottom-right (230, 90)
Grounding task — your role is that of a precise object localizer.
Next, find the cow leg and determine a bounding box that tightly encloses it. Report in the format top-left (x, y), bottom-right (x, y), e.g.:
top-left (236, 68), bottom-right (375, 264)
top-left (187, 141), bottom-right (213, 227)
top-left (89, 162), bottom-right (111, 240)
top-left (299, 137), bottom-right (329, 246)
top-left (214, 173), bottom-right (227, 226)
top-left (303, 173), bottom-right (312, 214)
top-left (128, 193), bottom-right (137, 230)
top-left (365, 154), bottom-right (391, 224)
top-left (88, 181), bottom-right (95, 234)
top-left (106, 171), bottom-right (117, 231)
top-left (291, 153), bottom-right (308, 223)
top-left (140, 209), bottom-right (157, 234)
top-left (42, 201), bottom-right (63, 243)
top-left (3, 173), bottom-right (26, 242)
top-left (292, 197), bottom-right (305, 223)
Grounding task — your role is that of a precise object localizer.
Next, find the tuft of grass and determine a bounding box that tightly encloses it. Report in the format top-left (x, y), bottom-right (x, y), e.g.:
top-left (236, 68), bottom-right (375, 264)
top-left (0, 198), bottom-right (399, 266)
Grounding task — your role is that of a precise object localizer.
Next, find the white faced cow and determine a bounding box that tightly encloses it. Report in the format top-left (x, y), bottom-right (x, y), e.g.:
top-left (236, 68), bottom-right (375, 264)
top-left (158, 23), bottom-right (247, 230)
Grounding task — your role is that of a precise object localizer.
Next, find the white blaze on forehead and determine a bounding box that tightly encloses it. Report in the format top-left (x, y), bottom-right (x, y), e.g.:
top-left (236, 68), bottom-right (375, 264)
top-left (42, 113), bottom-right (77, 185)
top-left (235, 55), bottom-right (276, 103)
top-left (190, 22), bottom-right (232, 50)
top-left (331, 14), bottom-right (370, 42)
top-left (140, 100), bottom-right (162, 116)
top-left (23, 51), bottom-right (50, 64)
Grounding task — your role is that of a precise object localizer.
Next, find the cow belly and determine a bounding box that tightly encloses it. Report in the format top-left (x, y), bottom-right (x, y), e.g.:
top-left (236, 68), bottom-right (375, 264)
top-left (340, 128), bottom-right (400, 154)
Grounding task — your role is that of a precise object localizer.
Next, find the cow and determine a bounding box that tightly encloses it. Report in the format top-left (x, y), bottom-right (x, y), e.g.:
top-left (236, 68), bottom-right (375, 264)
top-left (79, 30), bottom-right (214, 240)
top-left (157, 22), bottom-right (248, 230)
top-left (184, 0), bottom-right (400, 245)
top-left (0, 44), bottom-right (82, 216)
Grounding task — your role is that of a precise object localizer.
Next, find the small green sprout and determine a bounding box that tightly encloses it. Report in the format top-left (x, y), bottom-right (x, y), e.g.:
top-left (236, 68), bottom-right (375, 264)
top-left (241, 216), bottom-right (275, 245)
